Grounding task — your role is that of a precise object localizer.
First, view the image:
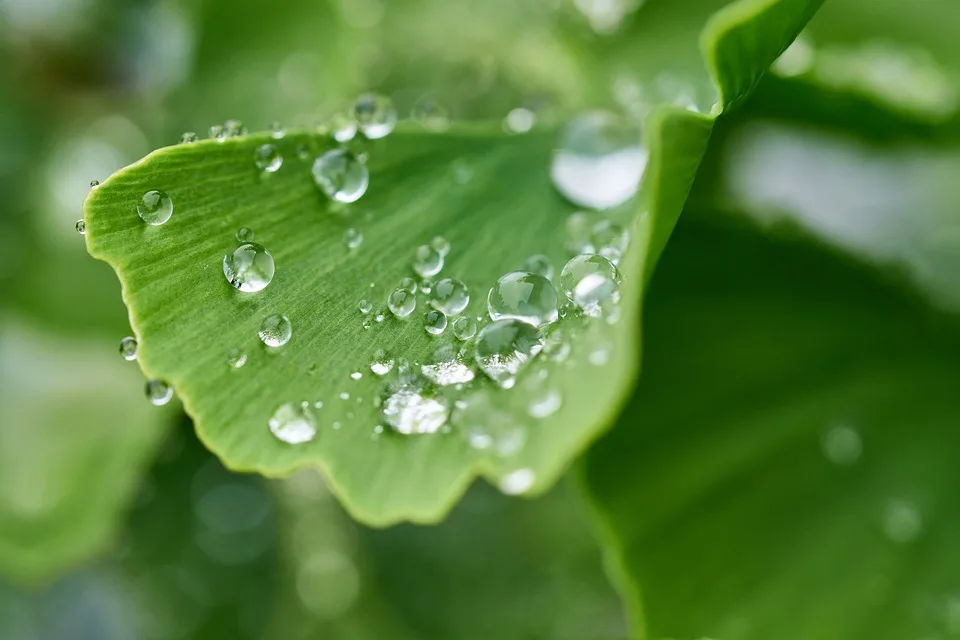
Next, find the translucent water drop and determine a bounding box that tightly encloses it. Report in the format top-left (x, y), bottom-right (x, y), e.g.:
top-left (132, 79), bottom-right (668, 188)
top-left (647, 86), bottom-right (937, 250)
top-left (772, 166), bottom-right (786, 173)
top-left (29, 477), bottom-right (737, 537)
top-left (591, 220), bottom-right (629, 264)
top-left (339, 391), bottom-right (350, 401)
top-left (453, 394), bottom-right (526, 456)
top-left (209, 124), bottom-right (224, 140)
top-left (423, 310), bottom-right (447, 335)
top-left (452, 317), bottom-right (477, 341)
top-left (822, 425), bottom-right (862, 466)
top-left (387, 288), bottom-right (416, 318)
top-left (269, 402), bottom-right (317, 444)
top-left (399, 276), bottom-right (418, 293)
top-left (566, 212), bottom-right (595, 254)
top-left (413, 244), bottom-right (444, 277)
top-left (474, 319), bottom-right (544, 388)
top-left (344, 228), bottom-right (363, 249)
top-left (499, 468), bottom-right (535, 495)
top-left (523, 255), bottom-right (553, 280)
top-left (223, 243), bottom-right (275, 293)
top-left (145, 379), bottom-right (173, 406)
top-left (137, 190), bottom-right (173, 225)
top-left (224, 119), bottom-right (245, 137)
top-left (560, 254), bottom-right (622, 317)
top-left (883, 499), bottom-right (923, 544)
top-left (350, 371), bottom-right (362, 380)
top-left (430, 236), bottom-right (451, 256)
top-left (551, 111), bottom-right (647, 210)
top-left (505, 107), bottom-right (536, 133)
top-left (226, 348), bottom-right (247, 369)
top-left (370, 350), bottom-right (395, 376)
top-left (421, 346), bottom-right (475, 386)
top-left (528, 390), bottom-right (562, 418)
top-left (411, 97), bottom-right (451, 131)
top-left (328, 112), bottom-right (358, 142)
top-left (351, 93), bottom-right (397, 139)
top-left (381, 382), bottom-right (449, 435)
top-left (487, 272), bottom-right (559, 326)
top-left (358, 299), bottom-right (372, 314)
top-left (312, 149), bottom-right (369, 203)
top-left (430, 278), bottom-right (469, 315)
top-left (259, 314), bottom-right (292, 347)
top-left (235, 227), bottom-right (254, 243)
top-left (269, 121), bottom-right (284, 138)
top-left (89, 179), bottom-right (100, 188)
top-left (589, 343), bottom-right (610, 366)
top-left (254, 143), bottom-right (283, 172)
top-left (119, 337), bottom-right (138, 361)
top-left (180, 132), bottom-right (198, 143)
top-left (75, 219), bottom-right (86, 235)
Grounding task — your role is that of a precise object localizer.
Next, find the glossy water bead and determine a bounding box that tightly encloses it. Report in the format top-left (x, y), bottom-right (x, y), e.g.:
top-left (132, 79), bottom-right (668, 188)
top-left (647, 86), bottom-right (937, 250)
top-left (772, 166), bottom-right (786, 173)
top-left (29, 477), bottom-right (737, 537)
top-left (223, 243), bottom-right (275, 293)
top-left (487, 272), bottom-right (559, 326)
top-left (560, 254), bottom-right (622, 317)
top-left (312, 149), bottom-right (369, 203)
top-left (137, 190), bottom-right (173, 225)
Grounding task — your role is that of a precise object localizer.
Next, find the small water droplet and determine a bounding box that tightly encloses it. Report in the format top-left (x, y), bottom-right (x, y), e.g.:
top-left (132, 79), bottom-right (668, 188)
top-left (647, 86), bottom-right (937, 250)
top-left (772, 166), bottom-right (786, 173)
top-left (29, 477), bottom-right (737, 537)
top-left (551, 111), bottom-right (647, 210)
top-left (119, 337), bottom-right (138, 361)
top-left (523, 255), bottom-right (553, 280)
top-left (254, 143), bottom-right (283, 172)
top-left (413, 244), bottom-right (444, 277)
top-left (328, 112), bottom-right (358, 142)
top-left (313, 399), bottom-right (323, 408)
top-left (209, 124), bottom-right (225, 140)
top-left (822, 425), bottom-right (862, 466)
top-left (543, 331), bottom-right (571, 362)
top-left (350, 371), bottom-right (362, 380)
top-left (351, 93), bottom-right (397, 139)
top-left (487, 271), bottom-right (559, 326)
top-left (590, 220), bottom-right (629, 264)
top-left (224, 119), bottom-right (245, 136)
top-left (411, 96), bottom-right (451, 131)
top-left (258, 314), bottom-right (292, 347)
top-left (453, 393), bottom-right (526, 456)
top-left (430, 278), bottom-right (469, 315)
top-left (269, 121), bottom-right (285, 138)
top-left (883, 499), bottom-right (923, 544)
top-left (224, 243), bottom-right (275, 293)
top-left (344, 228), bottom-right (363, 249)
top-left (75, 219), bottom-right (86, 235)
top-left (89, 179), bottom-right (100, 188)
top-left (339, 391), bottom-right (350, 400)
top-left (430, 236), bottom-right (450, 256)
top-left (235, 227), bottom-right (255, 243)
top-left (423, 310), bottom-right (448, 335)
top-left (374, 310), bottom-right (386, 323)
top-left (358, 299), bottom-right (373, 314)
top-left (475, 319), bottom-right (544, 388)
top-left (528, 389), bottom-right (562, 418)
top-left (588, 343), bottom-right (610, 366)
top-left (499, 468), bottom-right (535, 495)
top-left (226, 348), bottom-right (247, 369)
top-left (145, 379), bottom-right (173, 406)
top-left (312, 149), bottom-right (369, 203)
top-left (421, 346), bottom-right (475, 386)
top-left (137, 190), bottom-right (173, 225)
top-left (370, 349), bottom-right (395, 376)
top-left (505, 107), bottom-right (536, 133)
top-left (381, 381), bottom-right (449, 434)
top-left (565, 212), bottom-right (595, 254)
top-left (387, 288), bottom-right (416, 318)
top-left (180, 132), bottom-right (198, 143)
top-left (452, 317), bottom-right (477, 341)
top-left (560, 254), bottom-right (622, 317)
top-left (398, 277), bottom-right (418, 293)
top-left (269, 402), bottom-right (317, 444)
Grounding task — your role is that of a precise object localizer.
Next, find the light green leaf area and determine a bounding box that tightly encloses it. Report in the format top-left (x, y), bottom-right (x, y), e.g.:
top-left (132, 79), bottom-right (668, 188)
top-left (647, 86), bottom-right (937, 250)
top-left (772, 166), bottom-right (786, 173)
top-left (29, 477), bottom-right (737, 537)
top-left (581, 213), bottom-right (960, 640)
top-left (84, 0), bottom-right (821, 524)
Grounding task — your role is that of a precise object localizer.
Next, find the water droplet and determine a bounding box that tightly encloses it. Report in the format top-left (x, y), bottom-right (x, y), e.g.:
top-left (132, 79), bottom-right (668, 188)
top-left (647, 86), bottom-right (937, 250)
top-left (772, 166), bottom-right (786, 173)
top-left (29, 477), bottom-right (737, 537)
top-left (145, 379), bottom-right (173, 406)
top-left (421, 346), bottom-right (475, 386)
top-left (822, 425), bottom-right (862, 466)
top-left (387, 288), bottom-right (416, 318)
top-left (259, 314), bottom-right (292, 347)
top-left (589, 343), bottom-right (610, 366)
top-left (565, 212), bottom-right (595, 254)
top-left (269, 121), bottom-right (285, 138)
top-left (551, 111), bottom-right (647, 210)
top-left (499, 468), bottom-right (535, 495)
top-left (381, 382), bottom-right (449, 434)
top-left (413, 244), bottom-right (444, 277)
top-left (487, 272), bottom-right (559, 326)
top-left (399, 276), bottom-right (418, 293)
top-left (226, 348), bottom-right (247, 369)
top-left (374, 310), bottom-right (386, 323)
top-left (423, 310), bottom-right (448, 335)
top-left (430, 278), bottom-right (469, 315)
top-left (350, 371), bottom-right (362, 380)
top-left (328, 112), bottom-right (358, 142)
top-left (528, 389), bottom-right (562, 418)
top-left (344, 227), bottom-right (363, 249)
top-left (254, 143), bottom-right (283, 172)
top-left (223, 243), bottom-right (275, 293)
top-left (453, 393), bottom-right (525, 456)
top-left (451, 158), bottom-right (473, 185)
top-left (505, 107), bottom-right (536, 133)
top-left (223, 119), bottom-right (245, 136)
top-left (209, 124), bottom-right (225, 140)
top-left (543, 330), bottom-right (571, 362)
top-left (591, 220), bottom-right (629, 264)
top-left (430, 236), bottom-right (451, 256)
top-left (351, 93), bottom-right (397, 139)
top-left (883, 499), bottom-right (923, 544)
top-left (523, 255), bottom-right (553, 280)
top-left (269, 402), bottom-right (317, 444)
top-left (119, 336), bottom-right (138, 360)
top-left (370, 350), bottom-right (395, 376)
top-left (312, 149), bottom-right (369, 203)
top-left (452, 317), bottom-right (477, 340)
top-left (180, 132), bottom-right (198, 143)
top-left (235, 227), bottom-right (254, 243)
top-left (137, 190), bottom-right (173, 225)
top-left (560, 254), bottom-right (622, 317)
top-left (358, 299), bottom-right (372, 314)
top-left (75, 219), bottom-right (86, 235)
top-left (474, 319), bottom-right (544, 388)
top-left (89, 179), bottom-right (100, 188)
top-left (411, 97), bottom-right (451, 131)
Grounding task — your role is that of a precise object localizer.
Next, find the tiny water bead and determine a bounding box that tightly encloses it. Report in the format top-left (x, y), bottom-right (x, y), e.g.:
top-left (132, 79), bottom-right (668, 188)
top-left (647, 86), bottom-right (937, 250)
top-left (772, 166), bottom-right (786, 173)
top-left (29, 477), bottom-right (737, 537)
top-left (312, 149), bottom-right (369, 203)
top-left (344, 228), bottom-right (363, 249)
top-left (180, 132), bottom-right (198, 143)
top-left (474, 319), bottom-right (544, 389)
top-left (254, 143), bottom-right (283, 173)
top-left (421, 346), bottom-right (475, 386)
top-left (89, 179), bottom-right (100, 188)
top-left (358, 299), bottom-right (373, 314)
top-left (413, 244), bottom-right (444, 277)
top-left (382, 382), bottom-right (450, 435)
top-left (145, 379), bottom-right (173, 406)
top-left (328, 112), bottom-right (358, 143)
top-left (258, 314), bottom-right (292, 347)
top-left (119, 337), bottom-right (138, 361)
top-left (269, 402), bottom-right (317, 444)
top-left (235, 227), bottom-right (255, 243)
top-left (505, 107), bottom-right (536, 133)
top-left (223, 243), bottom-right (275, 293)
top-left (591, 220), bottom-right (629, 264)
top-left (387, 288), bottom-right (416, 318)
top-left (224, 119), bottom-right (245, 136)
top-left (499, 468), bottom-right (536, 495)
top-left (523, 255), bottom-right (553, 280)
top-left (137, 190), bottom-right (173, 225)
top-left (75, 219), bottom-right (86, 235)
top-left (411, 97), bottom-right (451, 131)
top-left (423, 310), bottom-right (448, 335)
top-left (528, 389), bottom-right (563, 418)
top-left (351, 93), bottom-right (398, 139)
top-left (430, 278), bottom-right (469, 315)
top-left (398, 277), bottom-right (418, 293)
top-left (452, 317), bottom-right (477, 341)
top-left (209, 124), bottom-right (225, 140)
top-left (269, 121), bottom-right (284, 138)
top-left (350, 371), bottom-right (363, 380)
top-left (226, 348), bottom-right (247, 369)
top-left (487, 272), bottom-right (559, 326)
top-left (550, 110), bottom-right (647, 210)
top-left (560, 254), bottom-right (622, 317)
top-left (430, 236), bottom-right (450, 256)
top-left (370, 349), bottom-right (395, 376)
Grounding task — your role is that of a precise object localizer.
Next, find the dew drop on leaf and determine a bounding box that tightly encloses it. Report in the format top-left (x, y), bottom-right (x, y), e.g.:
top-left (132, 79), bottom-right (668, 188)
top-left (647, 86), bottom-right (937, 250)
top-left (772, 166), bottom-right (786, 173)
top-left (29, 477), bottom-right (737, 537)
top-left (590, 220), bottom-right (630, 265)
top-left (180, 131), bottom-right (198, 143)
top-left (312, 149), bottom-right (369, 203)
top-left (474, 319), bottom-right (544, 389)
top-left (119, 336), bottom-right (138, 361)
top-left (351, 93), bottom-right (398, 140)
top-left (499, 468), bottom-right (536, 495)
top-left (411, 96), bottom-right (451, 131)
top-left (137, 190), bottom-right (173, 226)
top-left (423, 310), bottom-right (448, 335)
top-left (528, 389), bottom-right (563, 418)
top-left (358, 299), bottom-right (373, 314)
top-left (370, 349), bottom-right (395, 376)
top-left (75, 219), bottom-right (86, 235)
top-left (421, 346), bottom-right (475, 386)
top-left (398, 276), bottom-right (418, 293)
top-left (505, 107), bottom-right (536, 133)
top-left (269, 402), bottom-right (317, 444)
top-left (235, 227), bottom-right (254, 243)
top-left (269, 121), bottom-right (285, 138)
top-left (258, 314), bottom-right (292, 348)
top-left (413, 244), bottom-right (444, 277)
top-left (328, 112), bottom-right (358, 143)
top-left (145, 379), bottom-right (173, 406)
top-left (430, 278), bottom-right (470, 315)
top-left (430, 235), bottom-right (451, 256)
top-left (344, 227), bottom-right (363, 249)
top-left (254, 143), bottom-right (283, 173)
top-left (452, 317), bottom-right (477, 341)
top-left (226, 348), bottom-right (247, 369)
top-left (387, 288), bottom-right (416, 318)
top-left (89, 179), bottom-right (100, 188)
top-left (381, 382), bottom-right (449, 435)
top-left (223, 243), bottom-right (275, 293)
top-left (560, 254), bottom-right (622, 317)
top-left (523, 255), bottom-right (553, 280)
top-left (487, 272), bottom-right (559, 326)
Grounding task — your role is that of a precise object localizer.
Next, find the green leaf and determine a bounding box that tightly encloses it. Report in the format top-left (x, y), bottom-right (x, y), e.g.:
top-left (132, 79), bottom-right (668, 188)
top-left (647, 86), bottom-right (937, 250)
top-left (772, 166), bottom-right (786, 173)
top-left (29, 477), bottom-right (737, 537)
top-left (84, 0), bottom-right (822, 524)
top-left (580, 212), bottom-right (960, 639)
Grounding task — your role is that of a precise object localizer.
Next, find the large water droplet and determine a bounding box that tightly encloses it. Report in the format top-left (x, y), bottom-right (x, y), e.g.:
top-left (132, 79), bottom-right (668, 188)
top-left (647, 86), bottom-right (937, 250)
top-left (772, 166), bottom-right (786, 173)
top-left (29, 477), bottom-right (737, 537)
top-left (421, 346), bottom-right (475, 386)
top-left (387, 288), bottom-right (416, 318)
top-left (452, 317), bottom-right (477, 341)
top-left (254, 143), bottom-right (283, 172)
top-left (423, 310), bottom-right (447, 335)
top-left (560, 254), bottom-right (622, 317)
top-left (474, 319), bottom-right (544, 389)
top-left (119, 337), bottom-right (138, 361)
top-left (145, 379), bottom-right (173, 406)
top-left (487, 272), bottom-right (559, 326)
top-left (550, 111), bottom-right (646, 210)
top-left (430, 278), bottom-right (469, 315)
top-left (351, 93), bottom-right (398, 139)
top-left (381, 381), bottom-right (449, 434)
top-left (269, 402), bottom-right (317, 444)
top-left (223, 243), bottom-right (275, 293)
top-left (591, 220), bottom-right (629, 264)
top-left (312, 149), bottom-right (369, 203)
top-left (259, 314), bottom-right (292, 347)
top-left (137, 190), bottom-right (173, 225)
top-left (413, 244), bottom-right (444, 277)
